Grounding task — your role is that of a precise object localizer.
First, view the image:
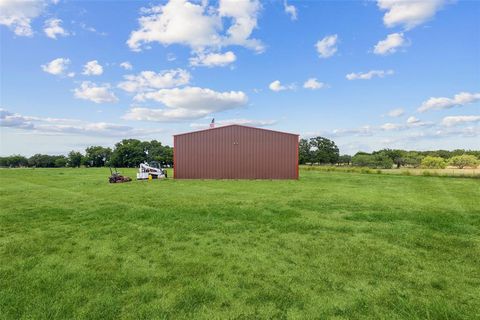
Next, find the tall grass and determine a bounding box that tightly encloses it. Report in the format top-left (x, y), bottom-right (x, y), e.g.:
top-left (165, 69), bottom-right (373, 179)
top-left (300, 165), bottom-right (480, 178)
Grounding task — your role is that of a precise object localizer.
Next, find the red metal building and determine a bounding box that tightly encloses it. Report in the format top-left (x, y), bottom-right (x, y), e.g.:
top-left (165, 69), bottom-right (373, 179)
top-left (173, 125), bottom-right (299, 179)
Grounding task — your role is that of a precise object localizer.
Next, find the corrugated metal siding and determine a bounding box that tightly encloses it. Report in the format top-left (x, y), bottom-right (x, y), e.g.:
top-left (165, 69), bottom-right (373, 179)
top-left (174, 125), bottom-right (298, 179)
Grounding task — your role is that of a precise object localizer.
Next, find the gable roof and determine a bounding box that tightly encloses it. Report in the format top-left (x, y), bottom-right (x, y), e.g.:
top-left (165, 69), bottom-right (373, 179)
top-left (173, 124), bottom-right (299, 137)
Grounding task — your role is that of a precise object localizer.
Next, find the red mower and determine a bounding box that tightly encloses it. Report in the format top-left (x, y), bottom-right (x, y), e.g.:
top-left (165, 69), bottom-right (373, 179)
top-left (108, 167), bottom-right (132, 183)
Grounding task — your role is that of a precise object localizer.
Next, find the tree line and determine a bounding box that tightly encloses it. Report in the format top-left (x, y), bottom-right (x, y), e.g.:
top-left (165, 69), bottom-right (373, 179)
top-left (0, 139), bottom-right (173, 168)
top-left (349, 149), bottom-right (479, 169)
top-left (1, 136), bottom-right (479, 169)
top-left (298, 137), bottom-right (479, 169)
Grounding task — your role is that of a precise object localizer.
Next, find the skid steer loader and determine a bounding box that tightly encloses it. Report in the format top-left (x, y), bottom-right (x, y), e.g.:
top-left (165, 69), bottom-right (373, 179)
top-left (137, 161), bottom-right (167, 180)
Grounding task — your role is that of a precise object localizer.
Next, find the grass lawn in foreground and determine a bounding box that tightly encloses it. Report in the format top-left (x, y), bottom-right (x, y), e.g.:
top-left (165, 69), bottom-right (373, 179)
top-left (0, 168), bottom-right (479, 319)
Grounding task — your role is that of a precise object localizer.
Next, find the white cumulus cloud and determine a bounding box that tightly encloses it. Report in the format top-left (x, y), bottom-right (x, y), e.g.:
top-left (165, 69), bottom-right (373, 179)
top-left (120, 61), bottom-right (133, 70)
top-left (82, 60), bottom-right (104, 76)
top-left (303, 78), bottom-right (325, 90)
top-left (189, 51), bottom-right (236, 67)
top-left (0, 0), bottom-right (47, 36)
top-left (124, 86), bottom-right (248, 122)
top-left (377, 0), bottom-right (447, 30)
top-left (418, 92), bottom-right (480, 112)
top-left (406, 116), bottom-right (433, 127)
top-left (43, 18), bottom-right (69, 39)
top-left (73, 81), bottom-right (118, 104)
top-left (374, 33), bottom-right (406, 55)
top-left (269, 80), bottom-right (295, 92)
top-left (407, 116), bottom-right (420, 124)
top-left (346, 70), bottom-right (394, 80)
top-left (442, 115), bottom-right (480, 127)
top-left (118, 69), bottom-right (191, 93)
top-left (41, 58), bottom-right (72, 76)
top-left (127, 0), bottom-right (263, 53)
top-left (315, 34), bottom-right (338, 58)
top-left (284, 1), bottom-right (297, 21)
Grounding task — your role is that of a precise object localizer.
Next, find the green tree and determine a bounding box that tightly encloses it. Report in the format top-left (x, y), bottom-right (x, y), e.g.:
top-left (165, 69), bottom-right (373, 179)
top-left (448, 155), bottom-right (479, 169)
top-left (421, 156), bottom-right (446, 169)
top-left (423, 150), bottom-right (451, 159)
top-left (352, 154), bottom-right (374, 167)
top-left (110, 139), bottom-right (147, 167)
top-left (161, 147), bottom-right (174, 166)
top-left (0, 155), bottom-right (28, 167)
top-left (298, 138), bottom-right (311, 165)
top-left (338, 154), bottom-right (352, 165)
top-left (28, 154), bottom-right (57, 167)
top-left (309, 137), bottom-right (339, 164)
top-left (403, 152), bottom-right (422, 168)
top-left (144, 140), bottom-right (162, 162)
top-left (376, 149), bottom-right (404, 168)
top-left (54, 156), bottom-right (67, 167)
top-left (373, 152), bottom-right (394, 169)
top-left (85, 146), bottom-right (112, 167)
top-left (352, 152), bottom-right (393, 169)
top-left (68, 151), bottom-right (83, 168)
top-left (143, 140), bottom-right (174, 166)
top-left (465, 150), bottom-right (480, 158)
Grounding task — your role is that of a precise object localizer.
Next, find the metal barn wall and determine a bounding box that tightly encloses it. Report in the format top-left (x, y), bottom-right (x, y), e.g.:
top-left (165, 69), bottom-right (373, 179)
top-left (174, 125), bottom-right (299, 179)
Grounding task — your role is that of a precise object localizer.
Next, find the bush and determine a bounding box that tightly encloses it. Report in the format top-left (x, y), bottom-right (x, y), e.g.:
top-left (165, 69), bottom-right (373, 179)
top-left (448, 154), bottom-right (479, 169)
top-left (338, 155), bottom-right (352, 165)
top-left (54, 157), bottom-right (68, 168)
top-left (421, 156), bottom-right (446, 169)
top-left (352, 153), bottom-right (393, 169)
top-left (351, 154), bottom-right (373, 167)
top-left (373, 153), bottom-right (394, 169)
top-left (403, 153), bottom-right (422, 168)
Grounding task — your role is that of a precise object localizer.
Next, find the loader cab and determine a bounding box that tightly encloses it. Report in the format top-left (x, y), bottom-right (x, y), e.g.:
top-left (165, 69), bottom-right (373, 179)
top-left (149, 161), bottom-right (161, 169)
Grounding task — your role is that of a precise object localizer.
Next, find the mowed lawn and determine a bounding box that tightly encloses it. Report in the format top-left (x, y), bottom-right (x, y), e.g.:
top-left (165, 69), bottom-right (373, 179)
top-left (0, 168), bottom-right (479, 319)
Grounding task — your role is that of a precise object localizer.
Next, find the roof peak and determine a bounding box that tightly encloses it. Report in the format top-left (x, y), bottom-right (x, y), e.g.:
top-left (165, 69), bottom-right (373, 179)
top-left (173, 124), bottom-right (298, 137)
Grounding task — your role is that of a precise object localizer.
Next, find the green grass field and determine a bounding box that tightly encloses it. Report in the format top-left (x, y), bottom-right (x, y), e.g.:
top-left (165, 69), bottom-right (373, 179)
top-left (1, 168), bottom-right (479, 319)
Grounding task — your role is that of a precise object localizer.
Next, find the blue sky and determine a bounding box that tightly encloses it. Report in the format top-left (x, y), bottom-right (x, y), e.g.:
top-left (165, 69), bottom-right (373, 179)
top-left (1, 0), bottom-right (479, 156)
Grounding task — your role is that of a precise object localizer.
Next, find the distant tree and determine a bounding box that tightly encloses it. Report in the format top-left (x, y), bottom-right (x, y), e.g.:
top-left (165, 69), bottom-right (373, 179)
top-left (144, 140), bottom-right (173, 166)
top-left (28, 154), bottom-right (57, 167)
top-left (421, 156), bottom-right (446, 169)
top-left (144, 140), bottom-right (162, 162)
top-left (352, 152), bottom-right (393, 169)
top-left (425, 150), bottom-right (451, 159)
top-left (448, 155), bottom-right (479, 169)
top-left (68, 151), bottom-right (83, 168)
top-left (376, 149), bottom-right (404, 168)
top-left (298, 138), bottom-right (312, 164)
top-left (451, 149), bottom-right (466, 157)
top-left (54, 156), bottom-right (68, 168)
top-left (110, 139), bottom-right (147, 167)
top-left (161, 147), bottom-right (174, 166)
top-left (309, 137), bottom-right (339, 164)
top-left (338, 154), bottom-right (352, 165)
top-left (403, 152), bottom-right (422, 168)
top-left (352, 154), bottom-right (373, 167)
top-left (465, 150), bottom-right (480, 158)
top-left (85, 146), bottom-right (112, 167)
top-left (373, 152), bottom-right (394, 169)
top-left (0, 155), bottom-right (28, 167)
